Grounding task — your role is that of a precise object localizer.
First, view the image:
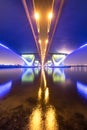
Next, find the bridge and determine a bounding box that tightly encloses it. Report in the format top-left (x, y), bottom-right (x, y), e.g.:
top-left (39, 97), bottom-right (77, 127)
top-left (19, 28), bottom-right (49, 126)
top-left (20, 52), bottom-right (68, 66)
top-left (21, 0), bottom-right (65, 65)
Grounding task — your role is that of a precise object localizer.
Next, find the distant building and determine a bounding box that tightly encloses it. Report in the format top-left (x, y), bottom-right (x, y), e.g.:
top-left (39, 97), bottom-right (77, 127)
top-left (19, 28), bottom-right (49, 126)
top-left (0, 43), bottom-right (24, 65)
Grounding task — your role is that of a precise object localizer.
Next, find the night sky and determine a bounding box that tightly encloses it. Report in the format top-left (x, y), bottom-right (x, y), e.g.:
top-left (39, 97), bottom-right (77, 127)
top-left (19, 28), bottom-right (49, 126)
top-left (50, 0), bottom-right (87, 53)
top-left (0, 0), bottom-right (87, 54)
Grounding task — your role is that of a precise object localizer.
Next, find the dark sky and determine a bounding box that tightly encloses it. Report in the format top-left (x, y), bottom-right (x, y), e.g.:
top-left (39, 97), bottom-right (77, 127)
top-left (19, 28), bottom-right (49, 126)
top-left (50, 0), bottom-right (87, 53)
top-left (0, 0), bottom-right (87, 54)
top-left (0, 0), bottom-right (37, 54)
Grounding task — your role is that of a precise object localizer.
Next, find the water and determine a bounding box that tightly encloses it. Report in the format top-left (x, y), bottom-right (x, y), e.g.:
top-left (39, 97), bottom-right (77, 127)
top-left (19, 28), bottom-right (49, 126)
top-left (0, 67), bottom-right (87, 130)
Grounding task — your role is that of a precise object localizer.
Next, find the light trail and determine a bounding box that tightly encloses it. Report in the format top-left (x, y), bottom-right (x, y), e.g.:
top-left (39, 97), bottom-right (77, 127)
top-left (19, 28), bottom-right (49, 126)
top-left (46, 0), bottom-right (64, 56)
top-left (22, 0), bottom-right (40, 55)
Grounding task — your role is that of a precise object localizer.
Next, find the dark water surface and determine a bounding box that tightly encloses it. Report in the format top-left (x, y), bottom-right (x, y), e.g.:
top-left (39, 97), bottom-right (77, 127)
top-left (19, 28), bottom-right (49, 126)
top-left (0, 67), bottom-right (87, 130)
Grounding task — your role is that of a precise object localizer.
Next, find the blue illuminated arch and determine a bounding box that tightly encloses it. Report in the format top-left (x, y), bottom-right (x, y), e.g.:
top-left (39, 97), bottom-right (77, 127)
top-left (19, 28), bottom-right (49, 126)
top-left (77, 81), bottom-right (87, 99)
top-left (0, 81), bottom-right (12, 99)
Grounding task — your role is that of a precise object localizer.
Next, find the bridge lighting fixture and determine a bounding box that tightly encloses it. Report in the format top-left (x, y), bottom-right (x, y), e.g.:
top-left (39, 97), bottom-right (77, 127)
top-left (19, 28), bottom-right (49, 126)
top-left (34, 12), bottom-right (40, 20)
top-left (45, 39), bottom-right (48, 44)
top-left (48, 12), bottom-right (53, 20)
top-left (39, 39), bottom-right (41, 44)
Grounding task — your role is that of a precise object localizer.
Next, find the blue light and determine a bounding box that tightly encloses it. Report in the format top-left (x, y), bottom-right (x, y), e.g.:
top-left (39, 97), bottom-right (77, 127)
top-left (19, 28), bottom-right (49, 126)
top-left (77, 81), bottom-right (87, 99)
top-left (0, 43), bottom-right (25, 66)
top-left (0, 81), bottom-right (12, 99)
top-left (0, 43), bottom-right (9, 49)
top-left (80, 44), bottom-right (87, 49)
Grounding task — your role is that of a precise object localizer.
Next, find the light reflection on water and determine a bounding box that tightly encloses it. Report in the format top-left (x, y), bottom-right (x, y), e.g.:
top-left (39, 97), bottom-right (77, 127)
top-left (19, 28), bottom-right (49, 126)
top-left (45, 67), bottom-right (87, 100)
top-left (22, 69), bottom-right (34, 83)
top-left (0, 67), bottom-right (87, 129)
top-left (0, 68), bottom-right (23, 83)
top-left (34, 67), bottom-right (40, 75)
top-left (28, 67), bottom-right (58, 130)
top-left (29, 104), bottom-right (58, 130)
top-left (45, 67), bottom-right (52, 75)
top-left (44, 87), bottom-right (49, 104)
top-left (38, 87), bottom-right (49, 104)
top-left (33, 66), bottom-right (59, 130)
top-left (29, 105), bottom-right (43, 130)
top-left (0, 68), bottom-right (23, 99)
top-left (38, 87), bottom-right (42, 101)
top-left (0, 68), bottom-right (40, 99)
top-left (0, 80), bottom-right (12, 99)
top-left (45, 106), bottom-right (58, 130)
top-left (53, 68), bottom-right (65, 83)
top-left (77, 81), bottom-right (87, 99)
top-left (22, 68), bottom-right (41, 83)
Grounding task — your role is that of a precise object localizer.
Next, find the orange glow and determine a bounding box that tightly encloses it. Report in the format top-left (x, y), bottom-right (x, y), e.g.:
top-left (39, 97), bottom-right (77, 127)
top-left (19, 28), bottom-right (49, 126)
top-left (44, 87), bottom-right (49, 104)
top-left (38, 39), bottom-right (41, 44)
top-left (42, 67), bottom-right (47, 87)
top-left (34, 12), bottom-right (40, 20)
top-left (45, 106), bottom-right (58, 130)
top-left (23, 0), bottom-right (64, 66)
top-left (29, 105), bottom-right (43, 130)
top-left (45, 39), bottom-right (48, 44)
top-left (48, 12), bottom-right (53, 20)
top-left (38, 87), bottom-right (42, 101)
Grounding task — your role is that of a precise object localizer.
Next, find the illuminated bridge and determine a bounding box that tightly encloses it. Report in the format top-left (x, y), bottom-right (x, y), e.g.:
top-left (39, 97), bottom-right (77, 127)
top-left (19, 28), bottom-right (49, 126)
top-left (0, 0), bottom-right (87, 66)
top-left (20, 52), bottom-right (68, 66)
top-left (20, 0), bottom-right (65, 66)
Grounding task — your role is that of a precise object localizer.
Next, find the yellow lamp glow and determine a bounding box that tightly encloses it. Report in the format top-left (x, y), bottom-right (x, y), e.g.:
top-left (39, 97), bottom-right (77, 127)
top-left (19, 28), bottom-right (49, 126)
top-left (45, 39), bottom-right (48, 44)
top-left (39, 39), bottom-right (41, 44)
top-left (48, 12), bottom-right (53, 20)
top-left (34, 12), bottom-right (40, 20)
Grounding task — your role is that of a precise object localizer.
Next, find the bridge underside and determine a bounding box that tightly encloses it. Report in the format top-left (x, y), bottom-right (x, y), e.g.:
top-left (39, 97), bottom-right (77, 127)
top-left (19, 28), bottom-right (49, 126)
top-left (21, 53), bottom-right (67, 67)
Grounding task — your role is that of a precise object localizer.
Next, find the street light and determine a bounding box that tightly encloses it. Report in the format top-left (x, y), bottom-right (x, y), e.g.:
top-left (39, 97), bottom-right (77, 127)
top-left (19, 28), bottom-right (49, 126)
top-left (45, 39), bottom-right (48, 44)
top-left (48, 12), bottom-right (53, 20)
top-left (34, 12), bottom-right (40, 20)
top-left (39, 39), bottom-right (41, 44)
